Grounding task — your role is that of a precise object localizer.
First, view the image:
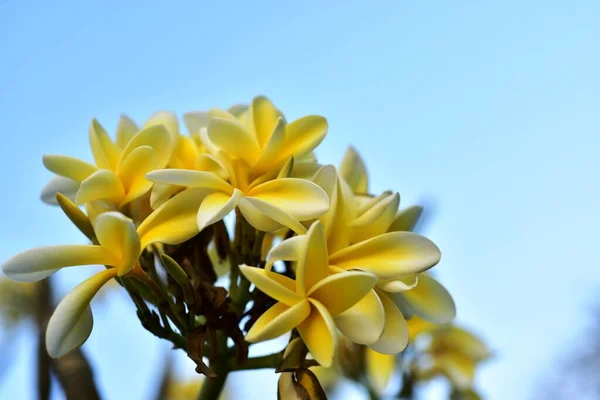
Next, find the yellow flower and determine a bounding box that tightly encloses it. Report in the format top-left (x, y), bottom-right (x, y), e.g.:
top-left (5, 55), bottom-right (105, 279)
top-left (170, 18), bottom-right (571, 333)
top-left (240, 221), bottom-right (378, 367)
top-left (2, 191), bottom-right (202, 357)
top-left (413, 324), bottom-right (491, 390)
top-left (146, 96), bottom-right (330, 234)
top-left (41, 113), bottom-right (177, 209)
top-left (308, 165), bottom-right (443, 353)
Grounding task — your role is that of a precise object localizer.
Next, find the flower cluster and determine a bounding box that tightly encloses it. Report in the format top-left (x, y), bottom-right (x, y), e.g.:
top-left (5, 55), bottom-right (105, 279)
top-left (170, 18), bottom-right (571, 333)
top-left (2, 96), bottom-right (458, 398)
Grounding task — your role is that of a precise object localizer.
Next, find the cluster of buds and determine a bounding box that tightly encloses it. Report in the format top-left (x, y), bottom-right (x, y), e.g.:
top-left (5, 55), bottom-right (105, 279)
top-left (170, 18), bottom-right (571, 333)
top-left (2, 96), bottom-right (465, 399)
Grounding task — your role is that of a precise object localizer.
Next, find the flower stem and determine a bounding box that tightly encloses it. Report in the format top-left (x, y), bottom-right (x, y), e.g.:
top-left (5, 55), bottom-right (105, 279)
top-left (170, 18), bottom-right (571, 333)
top-left (197, 332), bottom-right (229, 400)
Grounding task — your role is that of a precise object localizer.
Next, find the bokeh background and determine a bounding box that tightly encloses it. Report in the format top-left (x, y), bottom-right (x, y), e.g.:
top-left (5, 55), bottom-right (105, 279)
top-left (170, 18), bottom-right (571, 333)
top-left (1, 1), bottom-right (599, 399)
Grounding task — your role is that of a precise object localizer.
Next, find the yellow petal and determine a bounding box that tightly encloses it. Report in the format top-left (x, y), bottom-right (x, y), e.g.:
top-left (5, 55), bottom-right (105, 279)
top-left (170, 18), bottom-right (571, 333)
top-left (329, 232), bottom-right (441, 279)
top-left (238, 266), bottom-right (302, 306)
top-left (366, 348), bottom-right (396, 393)
top-left (434, 353), bottom-right (476, 389)
top-left (283, 116), bottom-right (328, 160)
top-left (388, 205), bottom-right (424, 232)
top-left (251, 95), bottom-right (281, 147)
top-left (183, 111), bottom-right (208, 135)
top-left (294, 221), bottom-right (329, 295)
top-left (369, 292), bottom-right (409, 354)
top-left (146, 169), bottom-right (233, 194)
top-left (238, 196), bottom-right (307, 234)
top-left (149, 183), bottom-right (182, 209)
top-left (117, 145), bottom-right (158, 205)
top-left (308, 270), bottom-right (377, 316)
top-left (94, 212), bottom-right (141, 276)
top-left (207, 117), bottom-right (260, 166)
top-left (40, 176), bottom-right (80, 205)
top-left (339, 146), bottom-right (368, 194)
top-left (42, 155), bottom-right (97, 182)
top-left (250, 117), bottom-right (286, 176)
top-left (197, 189), bottom-right (242, 232)
top-left (431, 327), bottom-right (490, 361)
top-left (246, 300), bottom-right (311, 343)
top-left (377, 275), bottom-right (419, 293)
top-left (121, 124), bottom-right (173, 170)
top-left (46, 268), bottom-right (117, 358)
top-left (75, 170), bottom-right (125, 205)
top-left (89, 119), bottom-right (121, 171)
top-left (400, 274), bottom-right (456, 323)
top-left (311, 165), bottom-right (337, 237)
top-left (2, 245), bottom-right (117, 282)
top-left (334, 289), bottom-right (385, 345)
top-left (137, 188), bottom-right (210, 248)
top-left (248, 178), bottom-right (329, 221)
top-left (195, 154), bottom-right (229, 180)
top-left (116, 115), bottom-right (139, 149)
top-left (298, 300), bottom-right (337, 368)
top-left (265, 235), bottom-right (305, 271)
top-left (350, 192), bottom-right (399, 244)
top-left (142, 111), bottom-right (179, 142)
top-left (407, 316), bottom-right (435, 341)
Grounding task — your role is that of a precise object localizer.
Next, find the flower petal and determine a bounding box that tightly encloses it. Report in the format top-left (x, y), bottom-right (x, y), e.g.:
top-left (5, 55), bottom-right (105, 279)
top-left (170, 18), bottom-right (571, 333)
top-left (246, 300), bottom-right (311, 343)
top-left (46, 268), bottom-right (117, 358)
top-left (366, 348), bottom-right (396, 393)
top-left (2, 245), bottom-right (117, 282)
top-left (329, 232), bottom-right (441, 279)
top-left (142, 111), bottom-right (179, 142)
top-left (89, 119), bottom-right (121, 171)
top-left (377, 275), bottom-right (419, 293)
top-left (94, 212), bottom-right (141, 276)
top-left (369, 292), bottom-right (409, 354)
top-left (350, 192), bottom-right (399, 244)
top-left (238, 196), bottom-right (307, 234)
top-left (149, 184), bottom-right (182, 209)
top-left (298, 300), bottom-right (337, 368)
top-left (42, 155), bottom-right (97, 182)
top-left (339, 146), bottom-right (368, 194)
top-left (251, 96), bottom-right (281, 147)
top-left (248, 178), bottom-right (329, 221)
top-left (121, 124), bottom-right (173, 170)
top-left (115, 115), bottom-right (139, 149)
top-left (239, 266), bottom-right (302, 306)
top-left (398, 274), bottom-right (456, 324)
top-left (388, 205), bottom-right (424, 233)
top-left (295, 222), bottom-right (329, 295)
top-left (207, 117), bottom-right (260, 166)
top-left (137, 188), bottom-right (210, 248)
top-left (434, 353), bottom-right (476, 389)
top-left (183, 111), bottom-right (208, 135)
top-left (197, 189), bottom-right (242, 232)
top-left (250, 117), bottom-right (286, 176)
top-left (75, 170), bottom-right (125, 205)
top-left (40, 176), bottom-right (80, 205)
top-left (334, 289), bottom-right (385, 345)
top-left (308, 270), bottom-right (377, 316)
top-left (283, 116), bottom-right (328, 160)
top-left (117, 145), bottom-right (158, 205)
top-left (146, 169), bottom-right (233, 194)
top-left (265, 235), bottom-right (306, 271)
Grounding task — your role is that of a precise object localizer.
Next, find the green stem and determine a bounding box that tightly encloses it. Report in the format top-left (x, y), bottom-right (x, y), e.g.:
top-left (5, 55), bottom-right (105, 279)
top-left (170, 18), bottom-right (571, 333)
top-left (229, 352), bottom-right (282, 371)
top-left (197, 333), bottom-right (229, 400)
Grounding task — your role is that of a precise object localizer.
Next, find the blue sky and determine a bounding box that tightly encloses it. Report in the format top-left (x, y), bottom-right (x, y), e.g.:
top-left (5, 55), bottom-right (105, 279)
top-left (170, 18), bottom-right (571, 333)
top-left (1, 1), bottom-right (599, 399)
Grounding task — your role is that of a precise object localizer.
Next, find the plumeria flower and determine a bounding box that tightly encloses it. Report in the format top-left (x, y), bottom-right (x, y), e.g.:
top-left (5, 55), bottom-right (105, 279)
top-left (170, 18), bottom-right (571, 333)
top-left (306, 165), bottom-right (443, 353)
top-left (2, 189), bottom-right (206, 358)
top-left (239, 221), bottom-right (378, 367)
top-left (41, 112), bottom-right (178, 211)
top-left (412, 323), bottom-right (491, 390)
top-left (146, 96), bottom-right (330, 234)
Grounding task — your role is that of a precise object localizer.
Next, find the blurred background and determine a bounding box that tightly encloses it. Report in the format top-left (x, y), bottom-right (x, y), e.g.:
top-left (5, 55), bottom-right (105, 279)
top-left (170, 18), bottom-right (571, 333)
top-left (1, 1), bottom-right (599, 399)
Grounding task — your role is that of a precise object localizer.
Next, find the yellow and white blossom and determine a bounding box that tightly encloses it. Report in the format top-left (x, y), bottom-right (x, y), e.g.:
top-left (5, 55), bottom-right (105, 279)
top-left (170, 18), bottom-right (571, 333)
top-left (240, 221), bottom-right (378, 367)
top-left (41, 113), bottom-right (177, 210)
top-left (146, 96), bottom-right (330, 234)
top-left (2, 189), bottom-right (206, 357)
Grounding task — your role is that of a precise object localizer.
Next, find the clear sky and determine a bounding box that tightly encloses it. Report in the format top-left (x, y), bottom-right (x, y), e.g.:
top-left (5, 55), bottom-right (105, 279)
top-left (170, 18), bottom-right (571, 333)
top-left (1, 1), bottom-right (599, 399)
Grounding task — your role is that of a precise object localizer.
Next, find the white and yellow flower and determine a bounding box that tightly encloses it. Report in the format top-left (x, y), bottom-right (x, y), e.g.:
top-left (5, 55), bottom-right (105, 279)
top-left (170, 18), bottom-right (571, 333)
top-left (240, 221), bottom-right (378, 367)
